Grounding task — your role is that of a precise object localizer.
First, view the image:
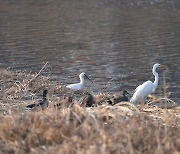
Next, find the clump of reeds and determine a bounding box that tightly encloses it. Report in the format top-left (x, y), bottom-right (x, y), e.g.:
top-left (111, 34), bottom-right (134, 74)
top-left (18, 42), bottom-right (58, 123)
top-left (0, 103), bottom-right (179, 153)
top-left (0, 68), bottom-right (179, 154)
top-left (0, 67), bottom-right (50, 99)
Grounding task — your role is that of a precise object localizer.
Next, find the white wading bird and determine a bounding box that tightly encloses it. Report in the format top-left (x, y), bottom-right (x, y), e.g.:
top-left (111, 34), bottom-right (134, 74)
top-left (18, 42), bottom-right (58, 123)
top-left (66, 72), bottom-right (93, 90)
top-left (130, 63), bottom-right (167, 104)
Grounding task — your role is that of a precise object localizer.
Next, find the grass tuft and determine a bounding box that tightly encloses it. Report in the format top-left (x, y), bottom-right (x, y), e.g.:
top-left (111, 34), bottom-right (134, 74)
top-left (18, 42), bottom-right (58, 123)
top-left (0, 69), bottom-right (179, 153)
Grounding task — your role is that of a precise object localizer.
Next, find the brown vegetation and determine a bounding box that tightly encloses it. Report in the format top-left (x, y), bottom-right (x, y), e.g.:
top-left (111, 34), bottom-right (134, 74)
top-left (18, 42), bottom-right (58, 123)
top-left (0, 69), bottom-right (179, 154)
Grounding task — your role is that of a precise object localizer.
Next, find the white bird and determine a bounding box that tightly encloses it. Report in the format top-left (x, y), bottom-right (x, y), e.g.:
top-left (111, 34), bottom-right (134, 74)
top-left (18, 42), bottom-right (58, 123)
top-left (130, 63), bottom-right (167, 104)
top-left (66, 72), bottom-right (93, 90)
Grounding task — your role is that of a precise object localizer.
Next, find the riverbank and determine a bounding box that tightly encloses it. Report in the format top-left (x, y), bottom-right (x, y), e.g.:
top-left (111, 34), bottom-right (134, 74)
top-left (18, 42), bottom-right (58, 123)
top-left (0, 69), bottom-right (179, 153)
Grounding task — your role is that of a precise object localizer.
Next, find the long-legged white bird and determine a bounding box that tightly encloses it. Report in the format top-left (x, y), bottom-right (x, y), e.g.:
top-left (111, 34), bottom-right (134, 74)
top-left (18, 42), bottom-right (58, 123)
top-left (66, 72), bottom-right (93, 90)
top-left (130, 63), bottom-right (167, 104)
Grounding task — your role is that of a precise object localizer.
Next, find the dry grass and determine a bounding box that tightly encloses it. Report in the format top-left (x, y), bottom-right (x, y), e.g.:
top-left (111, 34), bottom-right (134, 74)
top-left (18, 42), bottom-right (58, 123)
top-left (0, 69), bottom-right (179, 154)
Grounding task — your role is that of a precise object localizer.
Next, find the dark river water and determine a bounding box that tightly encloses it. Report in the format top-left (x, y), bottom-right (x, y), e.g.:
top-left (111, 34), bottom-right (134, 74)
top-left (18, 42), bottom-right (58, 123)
top-left (0, 0), bottom-right (179, 102)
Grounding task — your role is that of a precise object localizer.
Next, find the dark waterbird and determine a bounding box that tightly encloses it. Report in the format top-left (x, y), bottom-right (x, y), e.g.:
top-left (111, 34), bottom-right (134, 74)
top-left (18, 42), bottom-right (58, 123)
top-left (112, 90), bottom-right (130, 104)
top-left (25, 90), bottom-right (49, 110)
top-left (79, 92), bottom-right (95, 107)
top-left (95, 90), bottom-right (129, 105)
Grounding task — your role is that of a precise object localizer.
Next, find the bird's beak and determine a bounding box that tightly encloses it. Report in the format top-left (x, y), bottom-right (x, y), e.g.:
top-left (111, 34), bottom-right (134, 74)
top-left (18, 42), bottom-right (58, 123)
top-left (160, 65), bottom-right (168, 69)
top-left (84, 74), bottom-right (94, 84)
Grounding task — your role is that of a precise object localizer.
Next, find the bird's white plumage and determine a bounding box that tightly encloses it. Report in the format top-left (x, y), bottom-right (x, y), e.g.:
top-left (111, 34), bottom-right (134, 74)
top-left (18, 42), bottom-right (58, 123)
top-left (130, 80), bottom-right (154, 104)
top-left (66, 82), bottom-right (83, 90)
top-left (130, 63), bottom-right (166, 104)
top-left (135, 84), bottom-right (142, 92)
top-left (66, 72), bottom-right (93, 90)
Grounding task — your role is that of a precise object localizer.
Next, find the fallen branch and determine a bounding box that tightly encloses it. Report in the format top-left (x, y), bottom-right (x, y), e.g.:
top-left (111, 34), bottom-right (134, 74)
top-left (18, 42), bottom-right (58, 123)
top-left (24, 62), bottom-right (48, 88)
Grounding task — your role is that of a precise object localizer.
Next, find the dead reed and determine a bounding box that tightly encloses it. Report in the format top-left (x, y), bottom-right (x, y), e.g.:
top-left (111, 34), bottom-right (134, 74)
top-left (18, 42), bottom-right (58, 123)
top-left (0, 69), bottom-right (179, 154)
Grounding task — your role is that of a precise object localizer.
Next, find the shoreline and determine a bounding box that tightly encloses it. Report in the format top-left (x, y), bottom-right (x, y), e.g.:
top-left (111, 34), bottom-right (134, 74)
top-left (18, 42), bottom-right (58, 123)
top-left (0, 69), bottom-right (179, 153)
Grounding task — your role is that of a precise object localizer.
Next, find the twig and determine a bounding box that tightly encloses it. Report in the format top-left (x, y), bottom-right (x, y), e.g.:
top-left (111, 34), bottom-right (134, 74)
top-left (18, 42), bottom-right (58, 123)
top-left (162, 69), bottom-right (168, 104)
top-left (15, 81), bottom-right (26, 89)
top-left (24, 62), bottom-right (48, 88)
top-left (88, 113), bottom-right (99, 128)
top-left (160, 98), bottom-right (176, 105)
top-left (147, 97), bottom-right (176, 106)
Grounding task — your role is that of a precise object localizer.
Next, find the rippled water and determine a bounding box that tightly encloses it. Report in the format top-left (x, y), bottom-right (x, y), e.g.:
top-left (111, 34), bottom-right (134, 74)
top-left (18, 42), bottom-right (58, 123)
top-left (0, 0), bottom-right (179, 102)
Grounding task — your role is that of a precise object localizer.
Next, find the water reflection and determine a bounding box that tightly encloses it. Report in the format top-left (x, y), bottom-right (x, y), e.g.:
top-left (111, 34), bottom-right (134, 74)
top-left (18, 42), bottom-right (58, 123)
top-left (0, 0), bottom-right (179, 102)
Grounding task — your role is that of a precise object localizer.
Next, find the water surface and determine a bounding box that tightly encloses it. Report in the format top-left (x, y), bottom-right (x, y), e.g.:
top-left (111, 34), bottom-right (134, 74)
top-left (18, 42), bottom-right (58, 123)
top-left (0, 0), bottom-right (179, 102)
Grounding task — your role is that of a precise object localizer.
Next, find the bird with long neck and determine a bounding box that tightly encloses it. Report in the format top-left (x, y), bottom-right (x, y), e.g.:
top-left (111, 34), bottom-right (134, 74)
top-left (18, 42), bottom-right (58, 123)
top-left (112, 90), bottom-right (130, 104)
top-left (152, 64), bottom-right (159, 92)
top-left (130, 63), bottom-right (167, 104)
top-left (66, 72), bottom-right (93, 91)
